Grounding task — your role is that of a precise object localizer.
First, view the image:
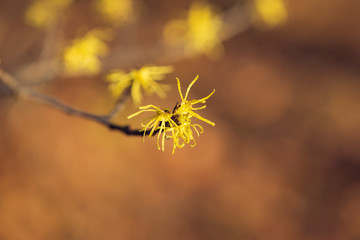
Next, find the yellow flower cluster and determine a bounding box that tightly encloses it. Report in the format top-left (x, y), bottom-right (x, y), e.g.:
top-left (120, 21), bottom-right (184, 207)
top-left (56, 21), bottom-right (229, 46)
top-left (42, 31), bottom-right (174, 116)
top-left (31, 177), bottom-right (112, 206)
top-left (255, 0), bottom-right (288, 28)
top-left (128, 75), bottom-right (215, 154)
top-left (106, 65), bottom-right (173, 105)
top-left (95, 0), bottom-right (134, 26)
top-left (25, 0), bottom-right (73, 29)
top-left (163, 2), bottom-right (224, 60)
top-left (63, 29), bottom-right (112, 76)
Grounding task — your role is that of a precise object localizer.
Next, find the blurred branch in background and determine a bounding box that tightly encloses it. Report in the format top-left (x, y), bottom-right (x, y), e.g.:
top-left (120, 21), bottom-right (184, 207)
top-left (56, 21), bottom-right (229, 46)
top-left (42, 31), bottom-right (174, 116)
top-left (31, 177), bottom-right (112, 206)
top-left (1, 0), bottom-right (272, 133)
top-left (14, 0), bottom-right (259, 84)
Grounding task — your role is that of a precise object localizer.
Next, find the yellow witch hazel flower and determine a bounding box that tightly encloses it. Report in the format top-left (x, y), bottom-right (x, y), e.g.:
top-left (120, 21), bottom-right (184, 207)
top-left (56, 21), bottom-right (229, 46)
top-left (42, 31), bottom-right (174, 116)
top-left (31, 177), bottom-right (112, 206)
top-left (25, 0), bottom-right (73, 29)
top-left (175, 75), bottom-right (215, 127)
top-left (254, 0), bottom-right (288, 28)
top-left (95, 0), bottom-right (134, 26)
top-left (106, 65), bottom-right (173, 105)
top-left (128, 75), bottom-right (215, 154)
top-left (163, 1), bottom-right (224, 60)
top-left (63, 29), bottom-right (112, 76)
top-left (128, 105), bottom-right (178, 151)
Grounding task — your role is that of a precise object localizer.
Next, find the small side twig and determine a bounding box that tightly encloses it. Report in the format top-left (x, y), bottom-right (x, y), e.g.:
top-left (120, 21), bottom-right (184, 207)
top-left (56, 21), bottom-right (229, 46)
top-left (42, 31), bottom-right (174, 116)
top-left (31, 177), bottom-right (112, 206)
top-left (0, 68), bottom-right (151, 136)
top-left (105, 86), bottom-right (131, 120)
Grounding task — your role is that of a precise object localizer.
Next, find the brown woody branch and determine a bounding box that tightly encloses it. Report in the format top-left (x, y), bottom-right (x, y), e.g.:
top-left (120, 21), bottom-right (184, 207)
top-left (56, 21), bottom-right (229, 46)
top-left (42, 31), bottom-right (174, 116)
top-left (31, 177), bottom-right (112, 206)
top-left (0, 68), bottom-right (151, 136)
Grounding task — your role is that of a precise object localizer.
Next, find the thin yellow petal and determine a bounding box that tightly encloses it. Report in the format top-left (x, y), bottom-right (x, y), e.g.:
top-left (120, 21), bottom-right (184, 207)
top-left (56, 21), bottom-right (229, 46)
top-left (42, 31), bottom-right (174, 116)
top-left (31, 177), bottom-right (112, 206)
top-left (184, 75), bottom-right (199, 101)
top-left (193, 124), bottom-right (204, 134)
top-left (196, 89), bottom-right (215, 103)
top-left (128, 109), bottom-right (152, 119)
top-left (191, 105), bottom-right (207, 110)
top-left (131, 80), bottom-right (142, 105)
top-left (191, 125), bottom-right (201, 137)
top-left (149, 119), bottom-right (160, 137)
top-left (176, 78), bottom-right (184, 101)
top-left (189, 110), bottom-right (215, 126)
top-left (139, 104), bottom-right (162, 111)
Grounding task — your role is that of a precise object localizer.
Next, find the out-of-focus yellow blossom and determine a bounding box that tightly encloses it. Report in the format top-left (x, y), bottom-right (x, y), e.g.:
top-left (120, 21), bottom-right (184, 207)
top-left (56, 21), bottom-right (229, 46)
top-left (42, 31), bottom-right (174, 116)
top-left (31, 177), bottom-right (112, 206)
top-left (163, 2), bottom-right (224, 60)
top-left (95, 0), bottom-right (134, 25)
top-left (106, 65), bottom-right (173, 105)
top-left (25, 0), bottom-right (73, 29)
top-left (128, 75), bottom-right (215, 154)
top-left (63, 29), bottom-right (112, 76)
top-left (255, 0), bottom-right (288, 28)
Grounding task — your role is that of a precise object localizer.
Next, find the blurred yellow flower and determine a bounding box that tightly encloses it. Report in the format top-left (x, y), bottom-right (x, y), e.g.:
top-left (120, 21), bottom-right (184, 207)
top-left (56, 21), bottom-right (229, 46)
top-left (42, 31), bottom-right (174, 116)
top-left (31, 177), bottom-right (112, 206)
top-left (128, 75), bottom-right (215, 154)
top-left (163, 2), bottom-right (224, 60)
top-left (255, 0), bottom-right (288, 28)
top-left (106, 65), bottom-right (173, 105)
top-left (95, 0), bottom-right (134, 25)
top-left (63, 29), bottom-right (112, 76)
top-left (25, 0), bottom-right (73, 29)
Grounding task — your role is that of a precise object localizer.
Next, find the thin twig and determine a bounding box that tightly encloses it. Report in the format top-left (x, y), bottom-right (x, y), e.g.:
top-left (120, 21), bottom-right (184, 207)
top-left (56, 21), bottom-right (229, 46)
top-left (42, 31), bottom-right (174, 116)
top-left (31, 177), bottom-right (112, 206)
top-left (105, 86), bottom-right (131, 120)
top-left (0, 68), bottom-right (151, 136)
top-left (15, 20), bottom-right (65, 86)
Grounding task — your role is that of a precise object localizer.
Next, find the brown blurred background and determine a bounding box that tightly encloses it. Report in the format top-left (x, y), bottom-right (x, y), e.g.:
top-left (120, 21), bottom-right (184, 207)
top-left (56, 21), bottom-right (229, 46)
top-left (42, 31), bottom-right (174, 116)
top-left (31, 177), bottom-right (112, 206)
top-left (1, 0), bottom-right (360, 239)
